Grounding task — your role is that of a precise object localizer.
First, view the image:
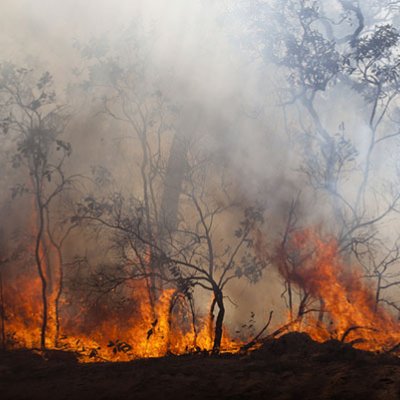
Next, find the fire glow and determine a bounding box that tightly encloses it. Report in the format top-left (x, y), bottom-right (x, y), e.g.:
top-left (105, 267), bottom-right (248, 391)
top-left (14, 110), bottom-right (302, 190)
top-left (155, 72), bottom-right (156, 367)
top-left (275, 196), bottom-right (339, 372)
top-left (277, 229), bottom-right (400, 353)
top-left (1, 273), bottom-right (240, 362)
top-left (2, 229), bottom-right (400, 361)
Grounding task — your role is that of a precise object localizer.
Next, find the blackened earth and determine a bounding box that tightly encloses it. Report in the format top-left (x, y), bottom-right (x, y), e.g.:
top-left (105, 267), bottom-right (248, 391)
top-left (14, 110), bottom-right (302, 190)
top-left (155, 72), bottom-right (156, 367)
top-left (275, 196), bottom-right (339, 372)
top-left (1, 333), bottom-right (400, 400)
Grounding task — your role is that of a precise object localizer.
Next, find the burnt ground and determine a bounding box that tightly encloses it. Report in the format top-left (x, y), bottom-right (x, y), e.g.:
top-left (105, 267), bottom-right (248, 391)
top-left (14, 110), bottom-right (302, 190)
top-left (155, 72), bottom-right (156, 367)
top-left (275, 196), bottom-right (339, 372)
top-left (1, 333), bottom-right (400, 400)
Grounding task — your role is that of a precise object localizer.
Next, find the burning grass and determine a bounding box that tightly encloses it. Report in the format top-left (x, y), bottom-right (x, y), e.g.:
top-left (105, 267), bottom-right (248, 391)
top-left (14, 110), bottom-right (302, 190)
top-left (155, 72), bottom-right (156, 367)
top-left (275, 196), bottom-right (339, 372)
top-left (275, 229), bottom-right (400, 353)
top-left (1, 274), bottom-right (242, 362)
top-left (3, 229), bottom-right (400, 361)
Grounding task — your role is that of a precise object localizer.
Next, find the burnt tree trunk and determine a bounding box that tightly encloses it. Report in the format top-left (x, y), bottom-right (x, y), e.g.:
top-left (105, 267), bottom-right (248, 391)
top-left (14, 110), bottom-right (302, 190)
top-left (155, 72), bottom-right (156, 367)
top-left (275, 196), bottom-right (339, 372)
top-left (375, 274), bottom-right (382, 312)
top-left (188, 295), bottom-right (198, 348)
top-left (52, 243), bottom-right (64, 346)
top-left (318, 297), bottom-right (325, 323)
top-left (287, 279), bottom-right (293, 321)
top-left (33, 178), bottom-right (48, 350)
top-left (35, 214), bottom-right (48, 350)
top-left (209, 296), bottom-right (217, 342)
top-left (212, 289), bottom-right (225, 354)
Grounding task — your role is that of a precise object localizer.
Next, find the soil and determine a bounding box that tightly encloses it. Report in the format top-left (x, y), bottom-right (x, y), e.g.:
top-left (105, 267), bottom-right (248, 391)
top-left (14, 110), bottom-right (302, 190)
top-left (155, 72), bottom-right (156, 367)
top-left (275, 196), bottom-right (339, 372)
top-left (1, 332), bottom-right (400, 400)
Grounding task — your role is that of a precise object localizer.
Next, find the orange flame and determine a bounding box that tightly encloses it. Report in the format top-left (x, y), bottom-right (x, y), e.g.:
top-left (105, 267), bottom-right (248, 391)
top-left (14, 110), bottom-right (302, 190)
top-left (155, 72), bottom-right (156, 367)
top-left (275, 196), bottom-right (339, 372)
top-left (1, 271), bottom-right (240, 362)
top-left (0, 188), bottom-right (240, 360)
top-left (10, 220), bottom-right (400, 360)
top-left (280, 229), bottom-right (400, 352)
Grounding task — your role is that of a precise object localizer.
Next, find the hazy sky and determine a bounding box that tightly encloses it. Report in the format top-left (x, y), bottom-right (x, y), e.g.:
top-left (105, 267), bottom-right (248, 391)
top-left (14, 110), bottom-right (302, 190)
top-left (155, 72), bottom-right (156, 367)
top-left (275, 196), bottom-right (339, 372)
top-left (0, 1), bottom-right (222, 62)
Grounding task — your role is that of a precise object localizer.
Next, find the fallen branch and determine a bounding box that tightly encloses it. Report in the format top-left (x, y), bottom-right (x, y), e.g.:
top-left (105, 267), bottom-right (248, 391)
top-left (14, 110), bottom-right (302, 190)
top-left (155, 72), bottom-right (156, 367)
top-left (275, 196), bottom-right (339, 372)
top-left (263, 317), bottom-right (303, 342)
top-left (340, 325), bottom-right (377, 343)
top-left (241, 311), bottom-right (273, 351)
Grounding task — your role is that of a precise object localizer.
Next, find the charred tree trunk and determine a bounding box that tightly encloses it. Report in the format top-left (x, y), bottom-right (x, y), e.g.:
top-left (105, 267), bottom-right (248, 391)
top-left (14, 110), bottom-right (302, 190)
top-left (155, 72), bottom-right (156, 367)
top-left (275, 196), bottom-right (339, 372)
top-left (166, 290), bottom-right (180, 353)
top-left (53, 244), bottom-right (63, 346)
top-left (44, 210), bottom-right (68, 347)
top-left (318, 298), bottom-right (325, 324)
top-left (375, 274), bottom-right (382, 312)
top-left (287, 279), bottom-right (293, 321)
top-left (188, 295), bottom-right (198, 348)
top-left (209, 296), bottom-right (217, 343)
top-left (33, 179), bottom-right (48, 350)
top-left (35, 215), bottom-right (48, 350)
top-left (212, 289), bottom-right (225, 354)
top-left (41, 230), bottom-right (58, 346)
top-left (297, 291), bottom-right (309, 318)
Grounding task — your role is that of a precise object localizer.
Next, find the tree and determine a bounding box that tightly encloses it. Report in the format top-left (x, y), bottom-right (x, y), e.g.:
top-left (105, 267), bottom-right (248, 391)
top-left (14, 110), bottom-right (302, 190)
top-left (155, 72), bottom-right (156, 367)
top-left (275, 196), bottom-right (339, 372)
top-left (0, 62), bottom-right (77, 349)
top-left (74, 144), bottom-right (267, 353)
top-left (157, 155), bottom-right (267, 352)
top-left (75, 28), bottom-right (180, 311)
top-left (240, 0), bottom-right (400, 317)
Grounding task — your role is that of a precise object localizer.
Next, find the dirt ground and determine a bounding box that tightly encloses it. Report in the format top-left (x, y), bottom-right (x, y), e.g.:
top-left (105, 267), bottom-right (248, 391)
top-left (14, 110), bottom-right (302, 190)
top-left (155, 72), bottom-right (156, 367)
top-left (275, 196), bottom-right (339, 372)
top-left (1, 333), bottom-right (400, 400)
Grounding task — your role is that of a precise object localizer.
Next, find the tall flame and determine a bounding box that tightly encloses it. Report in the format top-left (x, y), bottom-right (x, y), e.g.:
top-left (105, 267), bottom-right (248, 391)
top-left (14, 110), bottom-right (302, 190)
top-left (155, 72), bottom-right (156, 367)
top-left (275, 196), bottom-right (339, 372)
top-left (0, 210), bottom-right (241, 362)
top-left (6, 225), bottom-right (400, 361)
top-left (280, 229), bottom-right (400, 352)
top-left (1, 272), bottom-right (240, 361)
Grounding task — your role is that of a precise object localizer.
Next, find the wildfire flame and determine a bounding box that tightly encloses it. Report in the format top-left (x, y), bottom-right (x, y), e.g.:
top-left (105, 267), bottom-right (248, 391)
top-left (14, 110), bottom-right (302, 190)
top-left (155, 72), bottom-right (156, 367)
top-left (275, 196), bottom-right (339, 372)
top-left (4, 227), bottom-right (400, 362)
top-left (1, 272), bottom-right (240, 362)
top-left (0, 211), bottom-right (241, 362)
top-left (279, 229), bottom-right (400, 352)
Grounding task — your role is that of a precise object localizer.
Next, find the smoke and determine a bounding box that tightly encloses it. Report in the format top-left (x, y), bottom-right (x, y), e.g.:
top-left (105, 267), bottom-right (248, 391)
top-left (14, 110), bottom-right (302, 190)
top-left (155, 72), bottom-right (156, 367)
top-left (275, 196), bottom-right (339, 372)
top-left (1, 0), bottom-right (400, 342)
top-left (0, 0), bottom-right (337, 330)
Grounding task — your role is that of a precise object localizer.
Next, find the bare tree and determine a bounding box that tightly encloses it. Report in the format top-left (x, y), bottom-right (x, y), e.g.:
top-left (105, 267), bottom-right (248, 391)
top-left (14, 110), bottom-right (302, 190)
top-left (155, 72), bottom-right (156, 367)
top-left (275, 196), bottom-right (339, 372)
top-left (74, 150), bottom-right (267, 353)
top-left (160, 158), bottom-right (267, 352)
top-left (75, 28), bottom-right (182, 311)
